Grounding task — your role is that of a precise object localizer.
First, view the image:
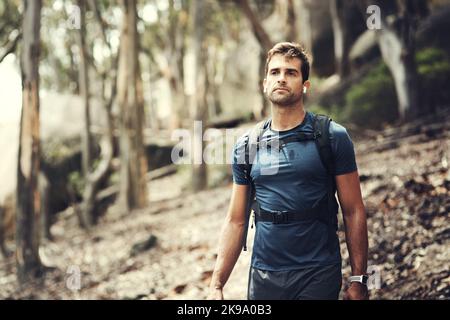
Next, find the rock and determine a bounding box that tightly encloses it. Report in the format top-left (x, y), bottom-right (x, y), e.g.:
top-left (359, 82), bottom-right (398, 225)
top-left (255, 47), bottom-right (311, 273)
top-left (172, 284), bottom-right (187, 294)
top-left (130, 235), bottom-right (157, 257)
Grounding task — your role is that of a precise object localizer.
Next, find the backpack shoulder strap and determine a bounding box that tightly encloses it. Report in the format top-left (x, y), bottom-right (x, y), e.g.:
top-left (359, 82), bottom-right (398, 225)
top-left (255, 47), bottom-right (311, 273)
top-left (313, 113), bottom-right (340, 252)
top-left (244, 119), bottom-right (271, 180)
top-left (242, 119), bottom-right (270, 251)
top-left (313, 114), bottom-right (335, 176)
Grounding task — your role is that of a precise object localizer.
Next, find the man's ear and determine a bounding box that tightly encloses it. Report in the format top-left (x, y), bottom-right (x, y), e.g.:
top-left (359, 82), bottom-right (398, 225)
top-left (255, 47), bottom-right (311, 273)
top-left (303, 80), bottom-right (311, 91)
top-left (303, 80), bottom-right (311, 93)
top-left (263, 78), bottom-right (267, 93)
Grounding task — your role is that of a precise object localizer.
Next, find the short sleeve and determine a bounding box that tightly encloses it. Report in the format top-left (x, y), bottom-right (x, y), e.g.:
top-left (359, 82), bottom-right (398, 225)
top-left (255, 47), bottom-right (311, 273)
top-left (231, 134), bottom-right (251, 185)
top-left (329, 121), bottom-right (358, 176)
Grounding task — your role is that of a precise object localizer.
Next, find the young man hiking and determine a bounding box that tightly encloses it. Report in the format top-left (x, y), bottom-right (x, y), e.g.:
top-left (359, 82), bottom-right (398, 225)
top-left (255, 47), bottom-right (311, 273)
top-left (208, 42), bottom-right (368, 300)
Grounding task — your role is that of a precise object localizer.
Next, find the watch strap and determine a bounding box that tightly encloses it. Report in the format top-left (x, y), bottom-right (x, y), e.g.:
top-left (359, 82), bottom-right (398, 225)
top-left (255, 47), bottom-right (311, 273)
top-left (349, 275), bottom-right (368, 286)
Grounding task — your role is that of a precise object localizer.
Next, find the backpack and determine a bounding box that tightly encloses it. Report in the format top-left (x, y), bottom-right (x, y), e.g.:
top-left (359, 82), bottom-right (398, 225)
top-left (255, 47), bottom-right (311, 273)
top-left (241, 113), bottom-right (339, 252)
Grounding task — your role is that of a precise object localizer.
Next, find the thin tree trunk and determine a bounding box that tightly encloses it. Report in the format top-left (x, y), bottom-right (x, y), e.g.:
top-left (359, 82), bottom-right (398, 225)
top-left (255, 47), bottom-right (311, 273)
top-left (191, 0), bottom-right (208, 191)
top-left (80, 2), bottom-right (117, 227)
top-left (89, 0), bottom-right (120, 157)
top-left (0, 206), bottom-right (10, 257)
top-left (77, 0), bottom-right (93, 177)
top-left (80, 71), bottom-right (115, 227)
top-left (39, 172), bottom-right (52, 241)
top-left (167, 0), bottom-right (184, 131)
top-left (16, 0), bottom-right (43, 283)
top-left (297, 0), bottom-right (313, 54)
top-left (258, 50), bottom-right (270, 119)
top-left (117, 0), bottom-right (148, 211)
top-left (367, 0), bottom-right (426, 121)
top-left (286, 0), bottom-right (298, 42)
top-left (206, 46), bottom-right (222, 119)
top-left (330, 0), bottom-right (351, 78)
top-left (234, 0), bottom-right (273, 120)
top-left (377, 24), bottom-right (419, 121)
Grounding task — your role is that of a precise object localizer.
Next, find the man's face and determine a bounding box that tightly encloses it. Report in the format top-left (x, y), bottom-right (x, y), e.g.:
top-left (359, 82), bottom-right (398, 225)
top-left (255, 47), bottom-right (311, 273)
top-left (263, 54), bottom-right (306, 106)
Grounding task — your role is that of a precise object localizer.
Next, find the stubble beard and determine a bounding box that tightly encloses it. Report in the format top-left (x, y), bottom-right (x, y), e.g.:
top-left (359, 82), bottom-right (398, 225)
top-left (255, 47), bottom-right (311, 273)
top-left (268, 90), bottom-right (302, 107)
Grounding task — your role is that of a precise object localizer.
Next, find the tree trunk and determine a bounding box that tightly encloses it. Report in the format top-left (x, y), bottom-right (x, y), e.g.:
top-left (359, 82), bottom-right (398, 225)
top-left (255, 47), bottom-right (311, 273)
top-left (78, 1), bottom-right (116, 227)
top-left (39, 172), bottom-right (52, 241)
top-left (77, 0), bottom-right (93, 177)
top-left (206, 46), bottom-right (222, 119)
top-left (369, 0), bottom-right (427, 121)
top-left (234, 0), bottom-right (273, 120)
top-left (377, 22), bottom-right (419, 121)
top-left (80, 75), bottom-right (115, 227)
top-left (77, 0), bottom-right (95, 227)
top-left (117, 0), bottom-right (148, 212)
top-left (297, 0), bottom-right (313, 53)
top-left (16, 0), bottom-right (43, 283)
top-left (286, 0), bottom-right (298, 43)
top-left (258, 50), bottom-right (270, 119)
top-left (330, 0), bottom-right (351, 78)
top-left (0, 206), bottom-right (9, 257)
top-left (167, 0), bottom-right (187, 131)
top-left (191, 0), bottom-right (208, 192)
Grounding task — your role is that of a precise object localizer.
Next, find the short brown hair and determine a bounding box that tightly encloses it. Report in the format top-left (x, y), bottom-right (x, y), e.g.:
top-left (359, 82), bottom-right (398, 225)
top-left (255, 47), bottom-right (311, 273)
top-left (265, 42), bottom-right (310, 82)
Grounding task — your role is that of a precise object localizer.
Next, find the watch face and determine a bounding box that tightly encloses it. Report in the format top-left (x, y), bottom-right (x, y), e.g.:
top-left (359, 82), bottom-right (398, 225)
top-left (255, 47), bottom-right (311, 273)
top-left (362, 275), bottom-right (369, 285)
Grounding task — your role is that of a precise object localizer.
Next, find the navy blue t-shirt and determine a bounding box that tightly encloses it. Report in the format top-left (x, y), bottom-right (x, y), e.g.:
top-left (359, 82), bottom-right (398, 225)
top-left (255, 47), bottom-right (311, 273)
top-left (232, 111), bottom-right (357, 271)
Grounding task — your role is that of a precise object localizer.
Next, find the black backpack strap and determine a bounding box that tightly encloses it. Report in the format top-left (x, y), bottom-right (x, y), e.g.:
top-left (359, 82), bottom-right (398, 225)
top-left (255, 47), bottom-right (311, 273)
top-left (278, 132), bottom-right (316, 147)
top-left (313, 114), bottom-right (336, 176)
top-left (313, 114), bottom-right (339, 252)
top-left (242, 119), bottom-right (270, 251)
top-left (244, 119), bottom-right (270, 178)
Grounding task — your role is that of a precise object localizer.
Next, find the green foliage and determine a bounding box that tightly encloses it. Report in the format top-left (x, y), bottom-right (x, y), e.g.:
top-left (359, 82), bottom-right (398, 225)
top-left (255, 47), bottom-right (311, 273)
top-left (342, 62), bottom-right (398, 129)
top-left (335, 47), bottom-right (450, 129)
top-left (416, 47), bottom-right (450, 110)
top-left (417, 47), bottom-right (450, 75)
top-left (68, 171), bottom-right (84, 197)
top-left (41, 137), bottom-right (81, 165)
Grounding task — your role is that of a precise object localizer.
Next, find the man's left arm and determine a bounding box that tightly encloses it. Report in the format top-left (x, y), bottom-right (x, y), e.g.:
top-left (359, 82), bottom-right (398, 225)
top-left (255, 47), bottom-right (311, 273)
top-left (335, 170), bottom-right (369, 300)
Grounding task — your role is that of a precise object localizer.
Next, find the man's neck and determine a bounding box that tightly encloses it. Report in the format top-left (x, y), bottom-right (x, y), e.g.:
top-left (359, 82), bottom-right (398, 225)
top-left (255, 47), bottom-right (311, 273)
top-left (270, 102), bottom-right (306, 131)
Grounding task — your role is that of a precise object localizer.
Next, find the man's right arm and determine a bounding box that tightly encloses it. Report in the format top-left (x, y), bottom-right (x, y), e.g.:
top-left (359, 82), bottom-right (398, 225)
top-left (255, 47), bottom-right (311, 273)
top-left (208, 183), bottom-right (250, 299)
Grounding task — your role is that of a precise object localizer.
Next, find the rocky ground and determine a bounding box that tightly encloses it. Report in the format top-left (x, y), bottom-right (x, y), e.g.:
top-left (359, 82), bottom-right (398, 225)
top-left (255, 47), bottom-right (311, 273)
top-left (0, 124), bottom-right (449, 300)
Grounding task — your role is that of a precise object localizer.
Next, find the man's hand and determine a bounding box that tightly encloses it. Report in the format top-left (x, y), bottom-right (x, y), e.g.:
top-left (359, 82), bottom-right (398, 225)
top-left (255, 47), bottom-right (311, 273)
top-left (343, 282), bottom-right (369, 300)
top-left (207, 288), bottom-right (224, 300)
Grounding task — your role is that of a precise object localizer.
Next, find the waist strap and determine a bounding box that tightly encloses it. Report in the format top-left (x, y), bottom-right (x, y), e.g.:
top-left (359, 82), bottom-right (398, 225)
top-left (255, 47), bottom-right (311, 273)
top-left (256, 201), bottom-right (328, 224)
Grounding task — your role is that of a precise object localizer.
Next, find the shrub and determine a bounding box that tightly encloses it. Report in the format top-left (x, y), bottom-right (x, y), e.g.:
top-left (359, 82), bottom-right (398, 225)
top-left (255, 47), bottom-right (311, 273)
top-left (416, 47), bottom-right (450, 112)
top-left (343, 62), bottom-right (398, 129)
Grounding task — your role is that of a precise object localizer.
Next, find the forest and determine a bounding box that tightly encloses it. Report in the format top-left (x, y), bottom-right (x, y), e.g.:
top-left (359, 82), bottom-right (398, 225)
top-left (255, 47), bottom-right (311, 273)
top-left (0, 0), bottom-right (449, 299)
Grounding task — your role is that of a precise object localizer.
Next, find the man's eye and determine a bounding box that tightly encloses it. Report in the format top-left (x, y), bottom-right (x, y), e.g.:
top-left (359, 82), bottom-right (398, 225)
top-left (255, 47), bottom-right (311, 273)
top-left (271, 71), bottom-right (278, 75)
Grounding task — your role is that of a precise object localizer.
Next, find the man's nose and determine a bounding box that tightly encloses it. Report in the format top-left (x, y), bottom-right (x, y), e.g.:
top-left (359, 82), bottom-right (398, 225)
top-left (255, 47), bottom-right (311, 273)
top-left (277, 73), bottom-right (287, 83)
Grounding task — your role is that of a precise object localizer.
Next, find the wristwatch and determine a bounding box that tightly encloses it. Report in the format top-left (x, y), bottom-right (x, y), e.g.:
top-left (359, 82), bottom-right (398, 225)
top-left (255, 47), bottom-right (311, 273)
top-left (349, 275), bottom-right (369, 286)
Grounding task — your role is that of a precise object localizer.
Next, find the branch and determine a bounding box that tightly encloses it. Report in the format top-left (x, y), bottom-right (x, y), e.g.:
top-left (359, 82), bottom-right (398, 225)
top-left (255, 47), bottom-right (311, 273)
top-left (233, 0), bottom-right (273, 51)
top-left (0, 32), bottom-right (21, 64)
top-left (87, 0), bottom-right (110, 48)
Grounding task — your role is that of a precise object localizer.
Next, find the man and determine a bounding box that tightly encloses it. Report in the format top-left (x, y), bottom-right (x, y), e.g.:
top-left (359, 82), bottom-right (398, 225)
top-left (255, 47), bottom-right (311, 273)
top-left (208, 42), bottom-right (368, 300)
